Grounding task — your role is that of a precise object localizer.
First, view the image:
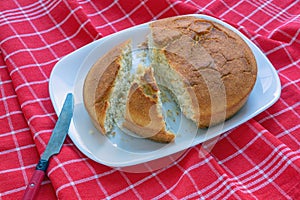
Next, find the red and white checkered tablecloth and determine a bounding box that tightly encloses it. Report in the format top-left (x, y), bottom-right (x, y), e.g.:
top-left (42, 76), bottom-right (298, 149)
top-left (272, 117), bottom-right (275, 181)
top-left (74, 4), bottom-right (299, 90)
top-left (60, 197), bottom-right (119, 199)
top-left (1, 0), bottom-right (299, 199)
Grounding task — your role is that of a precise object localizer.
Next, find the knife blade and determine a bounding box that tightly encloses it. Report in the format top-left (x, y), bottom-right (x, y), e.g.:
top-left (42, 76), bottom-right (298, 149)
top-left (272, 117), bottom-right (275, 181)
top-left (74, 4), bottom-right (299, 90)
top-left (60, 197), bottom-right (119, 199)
top-left (22, 93), bottom-right (74, 200)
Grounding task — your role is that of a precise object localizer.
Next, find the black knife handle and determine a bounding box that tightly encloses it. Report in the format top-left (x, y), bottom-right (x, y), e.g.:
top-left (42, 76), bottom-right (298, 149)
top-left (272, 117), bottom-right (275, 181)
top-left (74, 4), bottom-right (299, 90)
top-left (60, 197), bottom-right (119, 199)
top-left (36, 159), bottom-right (49, 171)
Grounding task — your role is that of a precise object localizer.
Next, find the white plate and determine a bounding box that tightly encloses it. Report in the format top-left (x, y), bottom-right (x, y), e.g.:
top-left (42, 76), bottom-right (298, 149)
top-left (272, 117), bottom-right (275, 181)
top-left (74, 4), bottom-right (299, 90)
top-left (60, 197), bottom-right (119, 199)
top-left (49, 14), bottom-right (281, 168)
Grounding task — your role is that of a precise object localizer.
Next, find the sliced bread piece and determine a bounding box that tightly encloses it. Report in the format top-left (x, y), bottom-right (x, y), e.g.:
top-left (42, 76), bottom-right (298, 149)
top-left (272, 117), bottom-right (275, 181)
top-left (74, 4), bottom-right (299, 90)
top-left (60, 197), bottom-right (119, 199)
top-left (83, 40), bottom-right (132, 134)
top-left (122, 66), bottom-right (175, 143)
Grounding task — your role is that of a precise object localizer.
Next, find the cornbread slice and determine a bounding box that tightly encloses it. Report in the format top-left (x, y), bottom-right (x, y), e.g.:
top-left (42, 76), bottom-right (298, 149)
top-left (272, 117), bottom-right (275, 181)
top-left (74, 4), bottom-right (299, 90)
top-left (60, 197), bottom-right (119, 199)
top-left (123, 67), bottom-right (175, 143)
top-left (148, 16), bottom-right (257, 127)
top-left (83, 40), bottom-right (132, 134)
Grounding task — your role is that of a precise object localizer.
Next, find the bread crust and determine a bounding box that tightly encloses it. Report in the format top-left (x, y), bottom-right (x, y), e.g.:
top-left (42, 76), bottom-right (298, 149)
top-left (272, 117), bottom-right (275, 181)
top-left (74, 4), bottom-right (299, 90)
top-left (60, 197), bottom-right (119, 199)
top-left (150, 16), bottom-right (257, 127)
top-left (83, 40), bottom-right (131, 134)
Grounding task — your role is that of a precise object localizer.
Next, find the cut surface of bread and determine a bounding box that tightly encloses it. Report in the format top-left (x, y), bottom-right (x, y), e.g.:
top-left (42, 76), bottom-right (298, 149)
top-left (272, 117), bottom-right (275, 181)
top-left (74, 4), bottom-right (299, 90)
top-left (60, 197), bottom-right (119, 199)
top-left (122, 66), bottom-right (175, 143)
top-left (83, 40), bottom-right (132, 134)
top-left (148, 16), bottom-right (257, 127)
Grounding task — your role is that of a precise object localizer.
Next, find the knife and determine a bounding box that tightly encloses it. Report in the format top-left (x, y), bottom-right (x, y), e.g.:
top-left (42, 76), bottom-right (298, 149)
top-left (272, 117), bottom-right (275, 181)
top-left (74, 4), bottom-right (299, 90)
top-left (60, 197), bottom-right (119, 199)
top-left (22, 93), bottom-right (74, 200)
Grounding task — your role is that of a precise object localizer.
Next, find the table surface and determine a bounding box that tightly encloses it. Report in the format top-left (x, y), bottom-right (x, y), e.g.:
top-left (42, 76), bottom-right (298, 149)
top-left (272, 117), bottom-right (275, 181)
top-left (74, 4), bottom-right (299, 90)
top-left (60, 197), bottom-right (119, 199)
top-left (0, 1), bottom-right (299, 199)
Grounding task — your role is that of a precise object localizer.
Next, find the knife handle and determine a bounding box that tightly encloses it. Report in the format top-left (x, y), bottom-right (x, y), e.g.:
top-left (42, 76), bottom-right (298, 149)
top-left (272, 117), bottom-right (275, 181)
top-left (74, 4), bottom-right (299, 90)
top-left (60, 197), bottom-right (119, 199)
top-left (22, 159), bottom-right (49, 200)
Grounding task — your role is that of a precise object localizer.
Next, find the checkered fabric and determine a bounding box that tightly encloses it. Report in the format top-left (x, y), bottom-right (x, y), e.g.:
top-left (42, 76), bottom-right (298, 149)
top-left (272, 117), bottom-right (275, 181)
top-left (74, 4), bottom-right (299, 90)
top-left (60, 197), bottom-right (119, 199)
top-left (0, 0), bottom-right (299, 199)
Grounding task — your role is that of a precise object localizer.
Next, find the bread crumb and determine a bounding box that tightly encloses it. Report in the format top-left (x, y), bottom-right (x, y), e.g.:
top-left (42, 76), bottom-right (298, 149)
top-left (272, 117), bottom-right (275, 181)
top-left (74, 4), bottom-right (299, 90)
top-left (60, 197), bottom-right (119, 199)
top-left (138, 41), bottom-right (148, 49)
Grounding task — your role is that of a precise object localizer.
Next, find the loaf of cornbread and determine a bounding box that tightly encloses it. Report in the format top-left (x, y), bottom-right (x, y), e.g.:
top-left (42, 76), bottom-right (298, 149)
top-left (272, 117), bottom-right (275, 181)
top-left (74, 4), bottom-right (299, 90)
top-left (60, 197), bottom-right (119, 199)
top-left (83, 15), bottom-right (257, 143)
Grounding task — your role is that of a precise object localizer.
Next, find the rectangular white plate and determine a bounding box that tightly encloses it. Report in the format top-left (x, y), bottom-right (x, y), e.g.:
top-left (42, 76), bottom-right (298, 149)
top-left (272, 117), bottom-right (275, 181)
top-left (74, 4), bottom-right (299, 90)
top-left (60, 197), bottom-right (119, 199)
top-left (49, 14), bottom-right (281, 168)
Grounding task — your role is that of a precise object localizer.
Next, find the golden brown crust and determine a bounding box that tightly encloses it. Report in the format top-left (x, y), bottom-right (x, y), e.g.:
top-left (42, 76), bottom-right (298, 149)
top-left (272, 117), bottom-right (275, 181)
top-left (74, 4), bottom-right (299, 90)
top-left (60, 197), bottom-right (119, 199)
top-left (123, 68), bottom-right (175, 143)
top-left (150, 16), bottom-right (257, 127)
top-left (83, 40), bottom-right (131, 134)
